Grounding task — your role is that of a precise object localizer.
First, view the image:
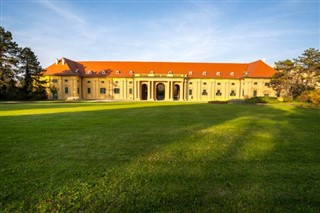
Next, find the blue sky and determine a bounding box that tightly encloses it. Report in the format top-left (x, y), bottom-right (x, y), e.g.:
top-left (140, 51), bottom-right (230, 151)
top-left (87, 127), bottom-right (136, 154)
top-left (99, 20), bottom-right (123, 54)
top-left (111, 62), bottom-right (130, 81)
top-left (1, 0), bottom-right (319, 67)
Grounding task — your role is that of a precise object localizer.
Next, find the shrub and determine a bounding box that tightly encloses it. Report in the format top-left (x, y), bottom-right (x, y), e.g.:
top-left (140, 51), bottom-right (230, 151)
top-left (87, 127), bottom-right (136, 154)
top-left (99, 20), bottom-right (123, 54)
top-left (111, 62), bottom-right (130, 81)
top-left (244, 97), bottom-right (280, 104)
top-left (297, 91), bottom-right (311, 103)
top-left (308, 89), bottom-right (320, 105)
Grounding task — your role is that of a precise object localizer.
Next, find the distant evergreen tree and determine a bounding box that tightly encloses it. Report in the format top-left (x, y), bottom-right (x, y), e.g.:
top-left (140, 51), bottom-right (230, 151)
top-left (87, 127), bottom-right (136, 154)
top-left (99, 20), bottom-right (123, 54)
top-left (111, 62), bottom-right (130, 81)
top-left (19, 47), bottom-right (47, 100)
top-left (0, 26), bottom-right (21, 100)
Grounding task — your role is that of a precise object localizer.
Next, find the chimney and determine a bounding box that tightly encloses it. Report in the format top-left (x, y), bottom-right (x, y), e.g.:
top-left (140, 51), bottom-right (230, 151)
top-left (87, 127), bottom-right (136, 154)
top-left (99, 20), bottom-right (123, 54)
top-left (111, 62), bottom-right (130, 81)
top-left (55, 59), bottom-right (59, 65)
top-left (62, 58), bottom-right (65, 65)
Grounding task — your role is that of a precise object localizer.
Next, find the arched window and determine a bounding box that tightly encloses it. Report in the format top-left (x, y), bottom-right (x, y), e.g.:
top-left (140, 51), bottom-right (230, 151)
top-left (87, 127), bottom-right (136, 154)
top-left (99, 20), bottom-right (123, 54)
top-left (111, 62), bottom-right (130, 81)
top-left (216, 71), bottom-right (220, 76)
top-left (230, 72), bottom-right (234, 76)
top-left (102, 70), bottom-right (106, 74)
top-left (202, 71), bottom-right (207, 76)
top-left (189, 71), bottom-right (193, 75)
top-left (88, 70), bottom-right (92, 74)
top-left (116, 70), bottom-right (120, 75)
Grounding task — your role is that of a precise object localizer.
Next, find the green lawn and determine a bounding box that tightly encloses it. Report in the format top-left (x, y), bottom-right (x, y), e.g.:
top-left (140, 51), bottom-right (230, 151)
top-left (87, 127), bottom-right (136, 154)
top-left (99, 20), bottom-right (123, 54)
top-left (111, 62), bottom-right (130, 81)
top-left (0, 101), bottom-right (319, 212)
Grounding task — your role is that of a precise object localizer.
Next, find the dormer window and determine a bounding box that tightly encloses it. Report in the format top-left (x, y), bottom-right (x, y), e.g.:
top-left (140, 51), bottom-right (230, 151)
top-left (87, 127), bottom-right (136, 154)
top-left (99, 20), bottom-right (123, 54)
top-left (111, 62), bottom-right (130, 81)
top-left (129, 70), bottom-right (134, 75)
top-left (168, 71), bottom-right (173, 74)
top-left (88, 70), bottom-right (92, 74)
top-left (216, 71), bottom-right (221, 76)
top-left (116, 70), bottom-right (120, 75)
top-left (202, 71), bottom-right (207, 76)
top-left (150, 70), bottom-right (154, 74)
top-left (102, 70), bottom-right (106, 74)
top-left (189, 71), bottom-right (193, 75)
top-left (75, 69), bottom-right (79, 73)
top-left (244, 71), bottom-right (248, 76)
top-left (230, 72), bottom-right (234, 76)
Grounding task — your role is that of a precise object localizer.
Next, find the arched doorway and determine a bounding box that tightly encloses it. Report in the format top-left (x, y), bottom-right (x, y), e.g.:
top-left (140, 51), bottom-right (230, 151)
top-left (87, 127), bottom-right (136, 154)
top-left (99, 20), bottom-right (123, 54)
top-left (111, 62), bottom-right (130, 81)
top-left (156, 83), bottom-right (165, 100)
top-left (174, 84), bottom-right (180, 100)
top-left (141, 84), bottom-right (148, 100)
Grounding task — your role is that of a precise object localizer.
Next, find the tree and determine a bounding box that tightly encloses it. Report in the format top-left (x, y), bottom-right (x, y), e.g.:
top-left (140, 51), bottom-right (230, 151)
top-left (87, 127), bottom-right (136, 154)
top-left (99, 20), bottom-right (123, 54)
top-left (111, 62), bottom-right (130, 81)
top-left (19, 47), bottom-right (47, 100)
top-left (271, 48), bottom-right (320, 99)
top-left (0, 27), bottom-right (21, 100)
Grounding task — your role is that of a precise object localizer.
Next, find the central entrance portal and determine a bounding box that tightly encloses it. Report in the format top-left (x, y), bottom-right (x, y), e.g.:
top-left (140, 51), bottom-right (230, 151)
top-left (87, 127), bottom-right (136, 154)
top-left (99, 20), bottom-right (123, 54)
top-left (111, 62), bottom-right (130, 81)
top-left (141, 84), bottom-right (148, 100)
top-left (156, 83), bottom-right (165, 100)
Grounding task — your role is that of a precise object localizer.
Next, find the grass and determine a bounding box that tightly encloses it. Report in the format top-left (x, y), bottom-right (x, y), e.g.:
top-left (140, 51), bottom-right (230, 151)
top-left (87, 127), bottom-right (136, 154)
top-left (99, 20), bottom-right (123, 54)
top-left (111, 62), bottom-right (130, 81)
top-left (0, 101), bottom-right (319, 212)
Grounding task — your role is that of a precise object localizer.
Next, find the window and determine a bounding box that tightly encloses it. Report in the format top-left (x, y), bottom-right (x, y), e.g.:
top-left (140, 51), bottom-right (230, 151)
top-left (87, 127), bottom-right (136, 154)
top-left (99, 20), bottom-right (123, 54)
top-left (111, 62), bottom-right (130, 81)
top-left (264, 94), bottom-right (270, 97)
top-left (100, 88), bottom-right (106, 94)
top-left (230, 72), bottom-right (234, 76)
top-left (189, 71), bottom-right (193, 75)
top-left (189, 89), bottom-right (193, 96)
top-left (254, 82), bottom-right (258, 85)
top-left (202, 71), bottom-right (207, 76)
top-left (77, 87), bottom-right (79, 94)
top-left (230, 90), bottom-right (236, 96)
top-left (129, 70), bottom-right (134, 75)
top-left (64, 79), bottom-right (68, 82)
top-left (150, 70), bottom-right (154, 74)
top-left (231, 83), bottom-right (235, 86)
top-left (203, 82), bottom-right (207, 85)
top-left (265, 82), bottom-right (270, 87)
top-left (217, 82), bottom-right (221, 85)
top-left (189, 82), bottom-right (193, 85)
top-left (129, 88), bottom-right (133, 94)
top-left (102, 70), bottom-right (106, 74)
top-left (168, 71), bottom-right (173, 74)
top-left (88, 70), bottom-right (92, 74)
top-left (202, 90), bottom-right (208, 95)
top-left (216, 90), bottom-right (222, 96)
top-left (87, 80), bottom-right (91, 83)
top-left (87, 88), bottom-right (91, 94)
top-left (116, 70), bottom-right (120, 74)
top-left (65, 87), bottom-right (68, 94)
top-left (129, 81), bottom-right (132, 84)
top-left (114, 88), bottom-right (120, 94)
top-left (77, 80), bottom-right (79, 83)
top-left (101, 81), bottom-right (105, 83)
top-left (216, 71), bottom-right (221, 76)
top-left (253, 90), bottom-right (257, 97)
top-left (115, 81), bottom-right (118, 84)
top-left (52, 79), bottom-right (58, 83)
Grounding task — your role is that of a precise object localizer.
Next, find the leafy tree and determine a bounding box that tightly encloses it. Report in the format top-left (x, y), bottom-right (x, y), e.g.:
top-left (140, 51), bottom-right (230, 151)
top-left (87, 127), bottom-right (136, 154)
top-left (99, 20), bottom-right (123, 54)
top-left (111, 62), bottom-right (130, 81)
top-left (0, 26), bottom-right (21, 100)
top-left (271, 48), bottom-right (320, 99)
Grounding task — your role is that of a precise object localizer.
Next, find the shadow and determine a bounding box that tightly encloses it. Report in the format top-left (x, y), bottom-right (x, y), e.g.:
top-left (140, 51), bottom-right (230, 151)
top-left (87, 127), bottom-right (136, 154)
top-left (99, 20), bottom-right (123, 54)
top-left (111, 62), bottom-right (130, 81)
top-left (0, 103), bottom-right (319, 212)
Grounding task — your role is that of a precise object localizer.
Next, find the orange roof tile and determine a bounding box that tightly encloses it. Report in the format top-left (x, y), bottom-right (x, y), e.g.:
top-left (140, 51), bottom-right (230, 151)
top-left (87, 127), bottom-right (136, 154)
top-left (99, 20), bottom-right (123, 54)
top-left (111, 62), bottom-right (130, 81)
top-left (44, 58), bottom-right (275, 79)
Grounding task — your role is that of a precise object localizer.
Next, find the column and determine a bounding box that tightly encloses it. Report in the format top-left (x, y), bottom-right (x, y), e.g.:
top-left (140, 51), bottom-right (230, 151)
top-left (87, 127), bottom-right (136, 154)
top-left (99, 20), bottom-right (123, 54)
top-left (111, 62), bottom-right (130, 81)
top-left (150, 81), bottom-right (154, 100)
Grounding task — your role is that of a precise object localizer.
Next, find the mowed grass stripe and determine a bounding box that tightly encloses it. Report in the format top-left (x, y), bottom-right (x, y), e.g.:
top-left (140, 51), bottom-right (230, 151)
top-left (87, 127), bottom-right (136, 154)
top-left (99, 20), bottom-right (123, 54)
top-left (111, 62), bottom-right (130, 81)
top-left (0, 102), bottom-right (319, 212)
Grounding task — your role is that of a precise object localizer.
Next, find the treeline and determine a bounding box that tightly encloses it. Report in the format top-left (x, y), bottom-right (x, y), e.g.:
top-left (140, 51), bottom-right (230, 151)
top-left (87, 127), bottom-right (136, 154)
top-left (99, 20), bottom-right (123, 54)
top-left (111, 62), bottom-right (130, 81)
top-left (0, 27), bottom-right (47, 100)
top-left (270, 48), bottom-right (320, 104)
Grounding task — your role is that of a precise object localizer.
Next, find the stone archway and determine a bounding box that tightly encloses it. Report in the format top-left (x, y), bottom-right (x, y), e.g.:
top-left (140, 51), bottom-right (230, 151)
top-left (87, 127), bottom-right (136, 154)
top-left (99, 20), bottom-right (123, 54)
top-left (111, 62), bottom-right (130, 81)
top-left (141, 84), bottom-right (148, 100)
top-left (156, 83), bottom-right (165, 100)
top-left (174, 84), bottom-right (180, 100)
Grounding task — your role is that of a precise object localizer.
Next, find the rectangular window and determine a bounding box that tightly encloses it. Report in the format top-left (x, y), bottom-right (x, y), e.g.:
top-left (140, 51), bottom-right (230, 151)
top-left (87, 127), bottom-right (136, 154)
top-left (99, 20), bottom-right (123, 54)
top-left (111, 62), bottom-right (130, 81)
top-left (203, 82), bottom-right (207, 85)
top-left (100, 88), bottom-right (106, 94)
top-left (129, 88), bottom-right (133, 94)
top-left (77, 87), bottom-right (79, 94)
top-left (64, 79), bottom-right (68, 82)
top-left (65, 87), bottom-right (68, 94)
top-left (264, 94), bottom-right (270, 97)
top-left (114, 88), bottom-right (120, 94)
top-left (265, 82), bottom-right (270, 87)
top-left (52, 79), bottom-right (58, 83)
top-left (253, 90), bottom-right (257, 97)
top-left (189, 82), bottom-right (193, 85)
top-left (217, 82), bottom-right (221, 85)
top-left (202, 90), bottom-right (208, 95)
top-left (189, 89), bottom-right (192, 96)
top-left (231, 83), bottom-right (235, 85)
top-left (216, 90), bottom-right (222, 96)
top-left (87, 88), bottom-right (91, 94)
top-left (101, 81), bottom-right (105, 83)
top-left (254, 82), bottom-right (258, 85)
top-left (230, 90), bottom-right (236, 96)
top-left (115, 81), bottom-right (119, 84)
top-left (87, 80), bottom-right (91, 83)
top-left (129, 81), bottom-right (132, 84)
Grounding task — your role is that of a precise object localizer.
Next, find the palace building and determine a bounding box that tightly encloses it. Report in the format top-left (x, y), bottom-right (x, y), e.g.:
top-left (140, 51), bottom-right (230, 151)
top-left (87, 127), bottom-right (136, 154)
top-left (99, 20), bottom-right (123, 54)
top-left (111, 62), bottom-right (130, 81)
top-left (43, 58), bottom-right (276, 101)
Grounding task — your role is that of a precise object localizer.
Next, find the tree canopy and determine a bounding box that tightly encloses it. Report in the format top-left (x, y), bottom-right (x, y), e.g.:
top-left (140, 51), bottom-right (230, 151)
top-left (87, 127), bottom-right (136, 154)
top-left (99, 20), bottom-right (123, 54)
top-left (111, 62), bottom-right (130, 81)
top-left (0, 27), bottom-right (47, 100)
top-left (270, 48), bottom-right (320, 99)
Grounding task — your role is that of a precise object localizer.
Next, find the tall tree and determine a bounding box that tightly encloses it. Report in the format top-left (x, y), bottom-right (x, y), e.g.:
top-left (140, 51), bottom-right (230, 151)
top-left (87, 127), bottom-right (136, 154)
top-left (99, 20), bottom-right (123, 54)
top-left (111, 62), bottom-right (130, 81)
top-left (271, 48), bottom-right (320, 99)
top-left (0, 27), bottom-right (21, 100)
top-left (19, 47), bottom-right (47, 100)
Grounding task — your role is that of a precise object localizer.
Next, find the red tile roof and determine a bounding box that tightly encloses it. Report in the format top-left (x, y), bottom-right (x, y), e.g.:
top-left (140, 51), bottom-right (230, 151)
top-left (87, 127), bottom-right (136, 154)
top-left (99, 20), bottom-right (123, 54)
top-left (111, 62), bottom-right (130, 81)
top-left (44, 58), bottom-right (275, 79)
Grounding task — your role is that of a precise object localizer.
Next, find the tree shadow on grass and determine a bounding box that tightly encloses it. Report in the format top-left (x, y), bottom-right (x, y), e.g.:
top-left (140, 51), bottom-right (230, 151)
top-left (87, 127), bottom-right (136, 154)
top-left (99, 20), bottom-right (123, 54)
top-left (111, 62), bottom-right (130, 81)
top-left (0, 103), bottom-right (319, 212)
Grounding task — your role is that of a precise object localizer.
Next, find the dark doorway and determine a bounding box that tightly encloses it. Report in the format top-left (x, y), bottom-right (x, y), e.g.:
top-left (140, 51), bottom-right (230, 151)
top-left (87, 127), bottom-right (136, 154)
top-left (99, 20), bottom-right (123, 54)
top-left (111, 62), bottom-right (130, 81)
top-left (174, 84), bottom-right (180, 100)
top-left (141, 84), bottom-right (148, 100)
top-left (156, 83), bottom-right (165, 100)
